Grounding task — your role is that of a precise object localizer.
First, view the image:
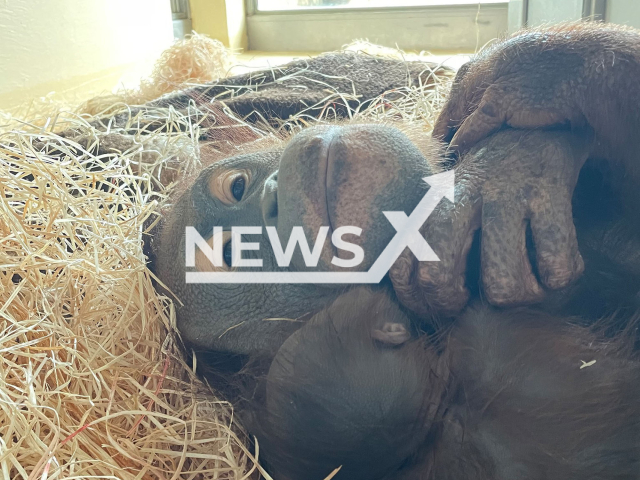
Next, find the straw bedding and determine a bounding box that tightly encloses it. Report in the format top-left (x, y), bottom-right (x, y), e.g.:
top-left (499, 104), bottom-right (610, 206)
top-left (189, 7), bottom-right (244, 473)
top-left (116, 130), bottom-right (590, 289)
top-left (0, 34), bottom-right (452, 479)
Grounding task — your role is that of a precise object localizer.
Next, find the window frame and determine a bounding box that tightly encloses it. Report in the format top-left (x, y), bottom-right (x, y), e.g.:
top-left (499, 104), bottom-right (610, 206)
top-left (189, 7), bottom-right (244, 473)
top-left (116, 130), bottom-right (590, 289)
top-left (245, 0), bottom-right (510, 52)
top-left (246, 0), bottom-right (509, 14)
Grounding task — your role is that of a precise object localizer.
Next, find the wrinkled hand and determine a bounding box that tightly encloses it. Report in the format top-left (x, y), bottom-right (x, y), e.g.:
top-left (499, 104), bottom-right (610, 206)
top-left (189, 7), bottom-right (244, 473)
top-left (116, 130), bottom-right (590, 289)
top-left (390, 129), bottom-right (592, 316)
top-left (432, 31), bottom-right (589, 153)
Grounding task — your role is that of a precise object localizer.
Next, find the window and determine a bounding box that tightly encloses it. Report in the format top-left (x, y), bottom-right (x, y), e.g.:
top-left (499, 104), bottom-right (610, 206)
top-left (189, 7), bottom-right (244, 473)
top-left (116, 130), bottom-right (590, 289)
top-left (246, 0), bottom-right (509, 52)
top-left (256, 0), bottom-right (507, 11)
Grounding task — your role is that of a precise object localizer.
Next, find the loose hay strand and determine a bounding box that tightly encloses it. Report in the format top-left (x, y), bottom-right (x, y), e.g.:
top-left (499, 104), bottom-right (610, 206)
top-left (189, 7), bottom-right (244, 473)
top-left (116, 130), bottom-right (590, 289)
top-left (0, 117), bottom-right (251, 480)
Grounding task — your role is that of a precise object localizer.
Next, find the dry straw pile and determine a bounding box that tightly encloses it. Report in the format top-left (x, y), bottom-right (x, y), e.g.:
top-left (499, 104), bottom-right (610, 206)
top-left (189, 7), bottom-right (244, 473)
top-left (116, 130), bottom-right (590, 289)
top-left (0, 111), bottom-right (262, 479)
top-left (0, 33), bottom-right (451, 480)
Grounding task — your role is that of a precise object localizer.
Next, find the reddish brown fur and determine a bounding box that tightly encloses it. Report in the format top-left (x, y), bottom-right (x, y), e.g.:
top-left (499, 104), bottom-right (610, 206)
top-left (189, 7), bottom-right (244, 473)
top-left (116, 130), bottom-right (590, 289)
top-left (144, 23), bottom-right (640, 478)
top-left (249, 288), bottom-right (640, 480)
top-left (434, 22), bottom-right (640, 194)
top-left (393, 22), bottom-right (640, 314)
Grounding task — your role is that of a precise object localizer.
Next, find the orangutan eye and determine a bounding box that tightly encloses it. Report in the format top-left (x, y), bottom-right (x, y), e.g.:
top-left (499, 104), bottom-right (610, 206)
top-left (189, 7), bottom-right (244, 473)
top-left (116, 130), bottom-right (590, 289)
top-left (223, 239), bottom-right (234, 268)
top-left (231, 176), bottom-right (246, 201)
top-left (193, 230), bottom-right (235, 272)
top-left (208, 169), bottom-right (251, 205)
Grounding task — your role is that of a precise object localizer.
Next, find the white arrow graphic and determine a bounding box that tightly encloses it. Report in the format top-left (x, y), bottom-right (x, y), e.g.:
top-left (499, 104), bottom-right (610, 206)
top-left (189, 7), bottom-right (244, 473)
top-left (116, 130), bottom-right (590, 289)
top-left (186, 170), bottom-right (454, 284)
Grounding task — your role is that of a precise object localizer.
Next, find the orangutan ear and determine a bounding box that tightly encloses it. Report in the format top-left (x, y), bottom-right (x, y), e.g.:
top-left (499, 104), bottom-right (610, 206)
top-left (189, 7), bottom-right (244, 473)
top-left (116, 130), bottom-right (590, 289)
top-left (371, 322), bottom-right (411, 346)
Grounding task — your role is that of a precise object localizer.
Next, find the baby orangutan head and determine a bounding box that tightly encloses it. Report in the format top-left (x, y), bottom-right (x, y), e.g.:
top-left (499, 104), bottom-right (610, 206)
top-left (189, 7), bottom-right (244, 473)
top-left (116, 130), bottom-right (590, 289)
top-left (249, 287), bottom-right (448, 480)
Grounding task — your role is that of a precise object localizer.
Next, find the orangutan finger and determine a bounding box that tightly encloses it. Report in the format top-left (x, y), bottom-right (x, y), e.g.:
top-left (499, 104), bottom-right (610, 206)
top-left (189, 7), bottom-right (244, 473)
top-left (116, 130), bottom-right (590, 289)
top-left (481, 199), bottom-right (544, 306)
top-left (449, 89), bottom-right (506, 154)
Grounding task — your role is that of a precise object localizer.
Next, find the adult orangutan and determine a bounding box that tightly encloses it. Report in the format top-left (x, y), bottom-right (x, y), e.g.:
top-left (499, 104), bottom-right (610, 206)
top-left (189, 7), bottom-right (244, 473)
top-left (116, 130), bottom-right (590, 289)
top-left (150, 20), bottom-right (640, 480)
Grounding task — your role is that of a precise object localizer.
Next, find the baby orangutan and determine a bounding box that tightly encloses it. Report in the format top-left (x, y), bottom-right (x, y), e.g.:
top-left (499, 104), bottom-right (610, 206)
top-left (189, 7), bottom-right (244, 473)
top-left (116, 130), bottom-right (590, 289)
top-left (247, 287), bottom-right (640, 480)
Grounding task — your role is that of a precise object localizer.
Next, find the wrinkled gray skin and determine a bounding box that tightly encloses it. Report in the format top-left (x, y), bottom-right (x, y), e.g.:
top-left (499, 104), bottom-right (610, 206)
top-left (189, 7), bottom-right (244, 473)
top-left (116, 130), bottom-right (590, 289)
top-left (155, 23), bottom-right (640, 356)
top-left (155, 124), bottom-right (598, 355)
top-left (155, 125), bottom-right (433, 354)
top-left (391, 128), bottom-right (593, 316)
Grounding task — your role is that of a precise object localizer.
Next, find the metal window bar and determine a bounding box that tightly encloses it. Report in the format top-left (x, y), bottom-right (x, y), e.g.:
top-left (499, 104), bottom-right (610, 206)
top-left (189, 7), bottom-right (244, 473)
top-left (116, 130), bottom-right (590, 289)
top-left (582, 0), bottom-right (607, 21)
top-left (171, 0), bottom-right (191, 20)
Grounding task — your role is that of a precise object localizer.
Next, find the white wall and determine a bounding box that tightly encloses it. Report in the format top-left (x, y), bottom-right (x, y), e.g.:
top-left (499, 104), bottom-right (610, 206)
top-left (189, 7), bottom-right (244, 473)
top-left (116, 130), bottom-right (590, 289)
top-left (0, 0), bottom-right (174, 109)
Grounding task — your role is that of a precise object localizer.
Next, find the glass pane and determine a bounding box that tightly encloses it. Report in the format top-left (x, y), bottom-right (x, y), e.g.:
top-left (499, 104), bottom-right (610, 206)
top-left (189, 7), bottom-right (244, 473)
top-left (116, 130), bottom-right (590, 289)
top-left (257, 0), bottom-right (508, 11)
